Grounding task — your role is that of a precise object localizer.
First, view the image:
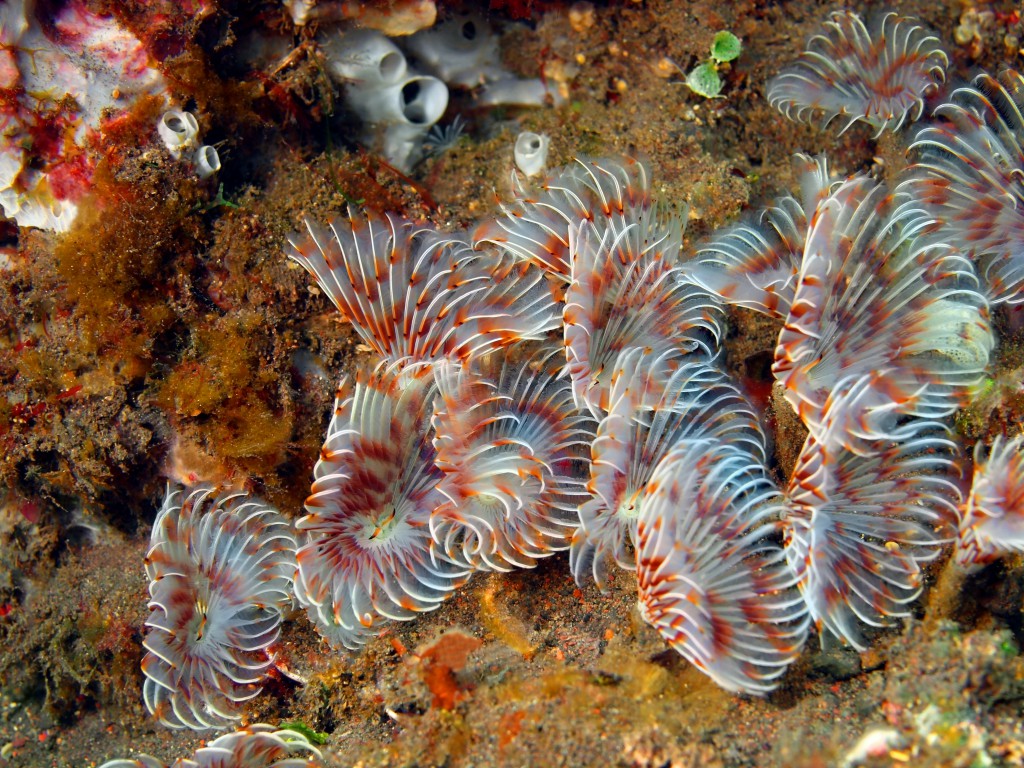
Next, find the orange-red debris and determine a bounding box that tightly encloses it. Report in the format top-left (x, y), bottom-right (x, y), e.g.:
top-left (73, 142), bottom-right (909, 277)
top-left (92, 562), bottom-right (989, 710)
top-left (416, 628), bottom-right (483, 710)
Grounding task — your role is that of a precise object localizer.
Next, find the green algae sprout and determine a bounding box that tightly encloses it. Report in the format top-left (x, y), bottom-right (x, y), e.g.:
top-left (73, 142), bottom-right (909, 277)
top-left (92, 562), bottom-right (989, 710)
top-left (686, 63), bottom-right (723, 98)
top-left (711, 31), bottom-right (742, 64)
top-left (686, 30), bottom-right (742, 98)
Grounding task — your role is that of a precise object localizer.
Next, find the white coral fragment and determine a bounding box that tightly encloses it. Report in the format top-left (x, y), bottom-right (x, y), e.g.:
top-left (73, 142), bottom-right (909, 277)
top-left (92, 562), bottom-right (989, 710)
top-left (0, 0), bottom-right (167, 230)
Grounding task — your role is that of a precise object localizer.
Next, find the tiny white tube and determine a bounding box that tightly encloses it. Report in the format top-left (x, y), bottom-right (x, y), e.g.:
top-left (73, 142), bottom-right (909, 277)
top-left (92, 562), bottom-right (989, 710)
top-left (158, 110), bottom-right (199, 159)
top-left (478, 77), bottom-right (565, 107)
top-left (514, 132), bottom-right (549, 177)
top-left (321, 29), bottom-right (407, 88)
top-left (396, 75), bottom-right (448, 128)
top-left (346, 75), bottom-right (448, 127)
top-left (405, 13), bottom-right (503, 87)
top-left (193, 145), bottom-right (221, 179)
top-left (285, 0), bottom-right (316, 25)
top-left (379, 76), bottom-right (449, 171)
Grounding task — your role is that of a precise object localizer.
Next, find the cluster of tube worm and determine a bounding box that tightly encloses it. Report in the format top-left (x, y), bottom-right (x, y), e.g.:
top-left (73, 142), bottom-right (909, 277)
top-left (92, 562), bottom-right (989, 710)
top-left (106, 8), bottom-right (1024, 765)
top-left (763, 9), bottom-right (1024, 566)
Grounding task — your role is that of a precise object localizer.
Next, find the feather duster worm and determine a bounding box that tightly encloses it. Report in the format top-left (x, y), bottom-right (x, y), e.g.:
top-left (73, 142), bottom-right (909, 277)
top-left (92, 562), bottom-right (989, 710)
top-left (564, 215), bottom-right (724, 417)
top-left (141, 486), bottom-right (297, 731)
top-left (900, 69), bottom-right (1024, 304)
top-left (636, 440), bottom-right (808, 695)
top-left (773, 172), bottom-right (992, 450)
top-left (286, 211), bottom-right (558, 364)
top-left (429, 348), bottom-right (594, 572)
top-left (957, 434), bottom-right (1024, 566)
top-left (685, 196), bottom-right (805, 319)
top-left (767, 10), bottom-right (947, 136)
top-left (473, 156), bottom-right (655, 281)
top-left (684, 154), bottom-right (836, 319)
top-left (294, 361), bottom-right (471, 651)
top-left (570, 348), bottom-right (765, 591)
top-left (98, 724), bottom-right (325, 768)
top-left (781, 411), bottom-right (960, 649)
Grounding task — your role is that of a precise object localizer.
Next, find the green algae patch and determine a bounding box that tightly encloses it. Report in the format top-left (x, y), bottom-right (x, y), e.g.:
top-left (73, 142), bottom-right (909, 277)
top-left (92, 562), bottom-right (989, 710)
top-left (278, 721), bottom-right (329, 746)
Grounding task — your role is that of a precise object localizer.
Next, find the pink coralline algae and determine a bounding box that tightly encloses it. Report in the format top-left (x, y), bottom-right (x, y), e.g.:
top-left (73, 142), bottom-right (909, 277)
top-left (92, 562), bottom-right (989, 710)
top-left (636, 440), bottom-right (808, 695)
top-left (98, 724), bottom-right (324, 768)
top-left (0, 0), bottom-right (168, 230)
top-left (293, 361), bottom-right (471, 651)
top-left (900, 68), bottom-right (1024, 305)
top-left (142, 486), bottom-right (297, 731)
top-left (286, 211), bottom-right (558, 366)
top-left (767, 10), bottom-right (948, 137)
top-left (430, 348), bottom-right (594, 572)
top-left (957, 434), bottom-right (1024, 566)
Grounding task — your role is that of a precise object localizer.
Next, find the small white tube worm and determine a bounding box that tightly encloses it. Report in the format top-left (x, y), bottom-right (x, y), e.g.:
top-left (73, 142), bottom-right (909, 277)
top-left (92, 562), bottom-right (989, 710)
top-left (514, 132), bottom-right (549, 177)
top-left (322, 29), bottom-right (407, 88)
top-left (158, 110), bottom-right (199, 159)
top-left (193, 145), bottom-right (221, 179)
top-left (478, 77), bottom-right (565, 107)
top-left (405, 13), bottom-right (504, 87)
